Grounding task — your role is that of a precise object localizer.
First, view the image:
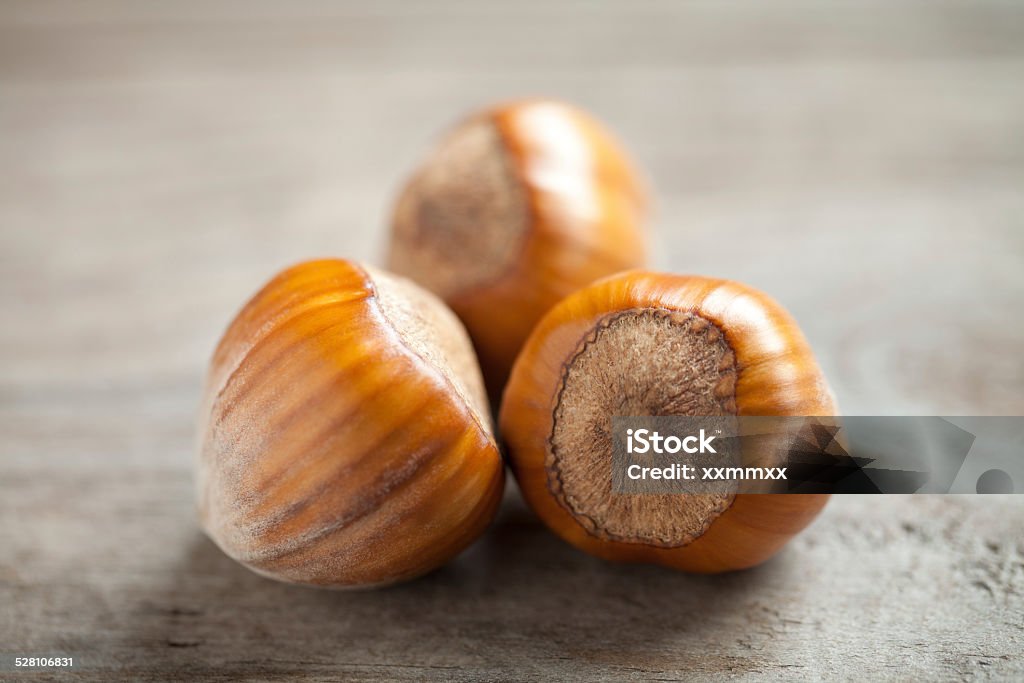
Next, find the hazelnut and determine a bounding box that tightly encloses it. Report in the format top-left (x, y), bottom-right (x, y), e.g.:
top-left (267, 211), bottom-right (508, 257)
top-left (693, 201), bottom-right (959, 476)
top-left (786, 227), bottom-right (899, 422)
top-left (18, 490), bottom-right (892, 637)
top-left (197, 259), bottom-right (505, 587)
top-left (387, 100), bottom-right (648, 401)
top-left (499, 270), bottom-right (837, 573)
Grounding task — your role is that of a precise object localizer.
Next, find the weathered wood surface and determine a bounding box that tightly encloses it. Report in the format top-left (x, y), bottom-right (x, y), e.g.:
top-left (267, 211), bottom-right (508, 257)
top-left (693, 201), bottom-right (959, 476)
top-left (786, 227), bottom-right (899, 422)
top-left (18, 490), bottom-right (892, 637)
top-left (1, 1), bottom-right (1022, 680)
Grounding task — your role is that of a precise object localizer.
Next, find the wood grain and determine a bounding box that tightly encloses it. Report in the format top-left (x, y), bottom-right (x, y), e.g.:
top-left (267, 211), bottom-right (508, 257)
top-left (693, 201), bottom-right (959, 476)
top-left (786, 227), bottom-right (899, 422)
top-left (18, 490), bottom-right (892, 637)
top-left (1, 0), bottom-right (1022, 680)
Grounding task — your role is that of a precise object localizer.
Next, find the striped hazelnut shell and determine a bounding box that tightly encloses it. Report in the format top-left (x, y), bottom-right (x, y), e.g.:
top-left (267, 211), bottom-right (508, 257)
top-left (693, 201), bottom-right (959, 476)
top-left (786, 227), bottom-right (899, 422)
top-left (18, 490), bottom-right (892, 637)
top-left (197, 259), bottom-right (505, 588)
top-left (499, 270), bottom-right (837, 573)
top-left (387, 99), bottom-right (648, 402)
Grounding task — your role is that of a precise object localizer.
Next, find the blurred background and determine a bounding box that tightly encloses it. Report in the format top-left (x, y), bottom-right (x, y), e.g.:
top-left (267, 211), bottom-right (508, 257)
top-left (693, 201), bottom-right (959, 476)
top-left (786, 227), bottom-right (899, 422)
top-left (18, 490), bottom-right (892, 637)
top-left (1, 1), bottom-right (1022, 680)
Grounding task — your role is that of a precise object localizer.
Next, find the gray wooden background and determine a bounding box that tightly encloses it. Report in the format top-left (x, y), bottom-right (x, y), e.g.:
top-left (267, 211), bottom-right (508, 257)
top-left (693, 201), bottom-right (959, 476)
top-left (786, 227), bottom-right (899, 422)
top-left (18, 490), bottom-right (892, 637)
top-left (1, 1), bottom-right (1022, 680)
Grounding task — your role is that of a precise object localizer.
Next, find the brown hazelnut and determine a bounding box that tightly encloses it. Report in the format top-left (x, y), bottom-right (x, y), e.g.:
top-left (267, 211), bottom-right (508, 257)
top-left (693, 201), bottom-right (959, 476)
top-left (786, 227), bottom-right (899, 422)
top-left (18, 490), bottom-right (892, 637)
top-left (197, 259), bottom-right (505, 587)
top-left (499, 270), bottom-right (837, 572)
top-left (388, 100), bottom-right (648, 401)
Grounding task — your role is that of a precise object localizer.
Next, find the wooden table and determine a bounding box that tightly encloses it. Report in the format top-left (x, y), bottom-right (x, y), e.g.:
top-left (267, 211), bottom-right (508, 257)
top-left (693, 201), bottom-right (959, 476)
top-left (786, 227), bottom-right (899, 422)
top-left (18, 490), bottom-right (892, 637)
top-left (2, 1), bottom-right (1022, 680)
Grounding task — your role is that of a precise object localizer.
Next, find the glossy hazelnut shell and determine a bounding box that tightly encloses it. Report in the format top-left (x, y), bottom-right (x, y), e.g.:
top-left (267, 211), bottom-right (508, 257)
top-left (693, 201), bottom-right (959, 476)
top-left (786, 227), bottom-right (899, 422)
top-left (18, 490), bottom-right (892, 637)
top-left (197, 259), bottom-right (505, 588)
top-left (389, 100), bottom-right (648, 400)
top-left (499, 270), bottom-right (836, 573)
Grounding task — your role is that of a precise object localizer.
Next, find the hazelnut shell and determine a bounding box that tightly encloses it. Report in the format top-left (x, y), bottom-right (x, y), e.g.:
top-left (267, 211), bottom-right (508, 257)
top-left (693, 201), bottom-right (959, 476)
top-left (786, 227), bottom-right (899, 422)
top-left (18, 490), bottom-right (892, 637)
top-left (389, 100), bottom-right (648, 400)
top-left (197, 259), bottom-right (505, 587)
top-left (499, 270), bottom-right (836, 573)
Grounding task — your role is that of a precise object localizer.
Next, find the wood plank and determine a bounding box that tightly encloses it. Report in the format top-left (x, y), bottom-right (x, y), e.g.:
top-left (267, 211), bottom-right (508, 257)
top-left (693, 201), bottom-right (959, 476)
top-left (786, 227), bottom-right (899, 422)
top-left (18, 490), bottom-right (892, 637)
top-left (1, 0), bottom-right (1022, 679)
